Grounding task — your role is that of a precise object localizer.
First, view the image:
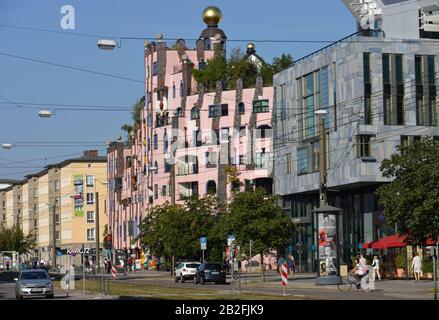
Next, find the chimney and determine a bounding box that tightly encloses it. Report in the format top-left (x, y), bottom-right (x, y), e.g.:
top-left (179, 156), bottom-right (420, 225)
top-left (83, 150), bottom-right (98, 158)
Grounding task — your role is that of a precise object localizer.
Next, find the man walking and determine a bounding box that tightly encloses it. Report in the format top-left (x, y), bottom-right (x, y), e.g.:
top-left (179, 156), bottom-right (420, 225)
top-left (411, 252), bottom-right (422, 282)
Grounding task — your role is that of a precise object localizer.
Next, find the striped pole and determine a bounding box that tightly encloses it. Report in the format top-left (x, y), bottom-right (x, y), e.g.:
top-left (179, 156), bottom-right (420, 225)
top-left (111, 266), bottom-right (117, 280)
top-left (281, 262), bottom-right (288, 296)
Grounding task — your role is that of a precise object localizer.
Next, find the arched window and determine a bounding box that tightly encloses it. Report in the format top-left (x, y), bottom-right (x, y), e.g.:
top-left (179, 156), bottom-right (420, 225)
top-left (176, 107), bottom-right (183, 117)
top-left (237, 102), bottom-right (245, 114)
top-left (180, 80), bottom-right (184, 97)
top-left (204, 38), bottom-right (211, 50)
top-left (206, 180), bottom-right (217, 195)
top-left (257, 125), bottom-right (272, 139)
top-left (163, 131), bottom-right (168, 153)
top-left (191, 107), bottom-right (200, 120)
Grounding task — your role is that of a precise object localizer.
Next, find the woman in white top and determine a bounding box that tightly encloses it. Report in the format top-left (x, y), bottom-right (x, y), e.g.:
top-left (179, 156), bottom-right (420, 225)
top-left (371, 255), bottom-right (381, 280)
top-left (411, 253), bottom-right (422, 282)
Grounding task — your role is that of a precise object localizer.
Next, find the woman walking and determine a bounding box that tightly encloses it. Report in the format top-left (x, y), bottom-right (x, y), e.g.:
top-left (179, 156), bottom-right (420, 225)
top-left (372, 255), bottom-right (381, 280)
top-left (288, 255), bottom-right (296, 276)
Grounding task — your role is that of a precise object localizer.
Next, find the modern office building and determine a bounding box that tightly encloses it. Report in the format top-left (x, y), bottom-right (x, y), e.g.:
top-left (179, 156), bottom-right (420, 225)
top-left (273, 0), bottom-right (439, 271)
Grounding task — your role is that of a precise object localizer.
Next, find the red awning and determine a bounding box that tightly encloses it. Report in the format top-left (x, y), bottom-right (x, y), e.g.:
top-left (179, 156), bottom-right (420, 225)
top-left (363, 235), bottom-right (439, 249)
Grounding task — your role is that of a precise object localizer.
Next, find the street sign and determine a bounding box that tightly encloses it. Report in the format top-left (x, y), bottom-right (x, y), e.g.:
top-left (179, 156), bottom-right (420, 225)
top-left (200, 237), bottom-right (207, 250)
top-left (227, 234), bottom-right (235, 246)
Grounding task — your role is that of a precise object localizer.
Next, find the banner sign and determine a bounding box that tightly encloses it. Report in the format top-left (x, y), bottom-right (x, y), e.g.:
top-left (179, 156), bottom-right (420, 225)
top-left (318, 213), bottom-right (338, 276)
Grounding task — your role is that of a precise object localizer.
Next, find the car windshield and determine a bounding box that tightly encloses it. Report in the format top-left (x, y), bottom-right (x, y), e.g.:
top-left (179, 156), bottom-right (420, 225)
top-left (20, 272), bottom-right (49, 280)
top-left (205, 264), bottom-right (222, 271)
top-left (186, 264), bottom-right (200, 268)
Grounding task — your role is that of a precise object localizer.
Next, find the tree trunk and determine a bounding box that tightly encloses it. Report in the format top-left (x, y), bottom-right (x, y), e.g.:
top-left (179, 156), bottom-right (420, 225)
top-left (172, 255), bottom-right (175, 278)
top-left (261, 252), bottom-right (265, 283)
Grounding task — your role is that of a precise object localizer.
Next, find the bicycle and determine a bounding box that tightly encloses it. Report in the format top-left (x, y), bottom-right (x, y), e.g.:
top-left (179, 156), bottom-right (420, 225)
top-left (337, 272), bottom-right (367, 293)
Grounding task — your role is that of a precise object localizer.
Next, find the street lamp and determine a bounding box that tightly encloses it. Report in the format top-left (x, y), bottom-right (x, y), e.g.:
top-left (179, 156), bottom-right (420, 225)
top-left (38, 110), bottom-right (54, 118)
top-left (97, 39), bottom-right (117, 50)
top-left (1, 143), bottom-right (13, 149)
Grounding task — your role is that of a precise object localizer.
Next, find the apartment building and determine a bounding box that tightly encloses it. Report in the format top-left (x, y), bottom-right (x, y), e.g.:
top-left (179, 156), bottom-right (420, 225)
top-left (1, 151), bottom-right (107, 267)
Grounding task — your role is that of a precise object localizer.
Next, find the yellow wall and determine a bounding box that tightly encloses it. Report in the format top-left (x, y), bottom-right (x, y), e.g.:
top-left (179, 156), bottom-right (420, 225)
top-left (5, 188), bottom-right (14, 228)
top-left (21, 182), bottom-right (30, 235)
top-left (37, 174), bottom-right (50, 247)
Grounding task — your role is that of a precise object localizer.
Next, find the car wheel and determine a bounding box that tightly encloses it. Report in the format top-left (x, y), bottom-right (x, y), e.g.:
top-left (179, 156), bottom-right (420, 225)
top-left (200, 276), bottom-right (205, 285)
top-left (180, 275), bottom-right (185, 283)
top-left (194, 275), bottom-right (198, 284)
top-left (174, 276), bottom-right (179, 283)
top-left (15, 291), bottom-right (22, 300)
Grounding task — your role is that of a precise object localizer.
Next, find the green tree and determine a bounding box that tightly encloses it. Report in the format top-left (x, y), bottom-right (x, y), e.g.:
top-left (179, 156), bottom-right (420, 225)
top-left (192, 55), bottom-right (228, 92)
top-left (227, 48), bottom-right (258, 89)
top-left (376, 137), bottom-right (439, 245)
top-left (271, 54), bottom-right (294, 74)
top-left (223, 188), bottom-right (297, 281)
top-left (0, 225), bottom-right (36, 254)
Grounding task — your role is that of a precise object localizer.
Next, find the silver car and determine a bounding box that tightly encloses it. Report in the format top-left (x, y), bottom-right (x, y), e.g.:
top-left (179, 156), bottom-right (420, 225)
top-left (14, 269), bottom-right (55, 299)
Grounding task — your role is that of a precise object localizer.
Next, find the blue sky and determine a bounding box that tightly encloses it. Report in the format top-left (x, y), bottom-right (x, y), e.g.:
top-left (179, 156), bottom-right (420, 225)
top-left (0, 0), bottom-right (355, 180)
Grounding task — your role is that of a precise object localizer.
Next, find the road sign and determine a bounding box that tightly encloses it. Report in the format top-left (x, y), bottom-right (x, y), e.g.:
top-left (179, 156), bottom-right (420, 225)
top-left (200, 237), bottom-right (207, 250)
top-left (281, 263), bottom-right (288, 286)
top-left (111, 266), bottom-right (117, 279)
top-left (227, 234), bottom-right (235, 246)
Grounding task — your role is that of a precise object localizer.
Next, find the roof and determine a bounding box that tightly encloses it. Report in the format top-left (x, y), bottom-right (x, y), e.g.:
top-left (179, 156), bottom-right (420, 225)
top-left (0, 179), bottom-right (20, 185)
top-left (1, 155), bottom-right (107, 188)
top-left (312, 205), bottom-right (343, 213)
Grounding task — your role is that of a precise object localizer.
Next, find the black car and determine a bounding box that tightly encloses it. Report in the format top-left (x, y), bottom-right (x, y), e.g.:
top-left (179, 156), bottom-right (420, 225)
top-left (193, 262), bottom-right (227, 285)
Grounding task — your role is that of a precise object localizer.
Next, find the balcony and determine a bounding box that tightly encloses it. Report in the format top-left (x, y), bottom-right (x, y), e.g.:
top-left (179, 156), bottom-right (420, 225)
top-left (177, 163), bottom-right (199, 176)
top-left (156, 113), bottom-right (170, 127)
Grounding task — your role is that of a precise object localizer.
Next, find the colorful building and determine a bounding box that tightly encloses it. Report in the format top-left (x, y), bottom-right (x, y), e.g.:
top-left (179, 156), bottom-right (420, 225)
top-left (107, 6), bottom-right (274, 255)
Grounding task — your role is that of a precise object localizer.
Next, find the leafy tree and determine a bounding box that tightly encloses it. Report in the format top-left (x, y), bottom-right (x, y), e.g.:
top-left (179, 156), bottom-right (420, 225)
top-left (223, 188), bottom-right (297, 281)
top-left (271, 54), bottom-right (294, 74)
top-left (376, 137), bottom-right (439, 245)
top-left (192, 55), bottom-right (228, 92)
top-left (137, 196), bottom-right (223, 271)
top-left (0, 225), bottom-right (36, 254)
top-left (227, 48), bottom-right (258, 89)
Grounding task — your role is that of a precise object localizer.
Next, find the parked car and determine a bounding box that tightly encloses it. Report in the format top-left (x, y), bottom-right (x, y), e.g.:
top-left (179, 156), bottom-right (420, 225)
top-left (175, 262), bottom-right (200, 283)
top-left (14, 269), bottom-right (55, 299)
top-left (193, 262), bottom-right (227, 285)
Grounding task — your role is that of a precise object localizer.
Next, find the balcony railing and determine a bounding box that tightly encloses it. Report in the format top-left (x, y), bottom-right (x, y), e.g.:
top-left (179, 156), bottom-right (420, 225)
top-left (177, 164), bottom-right (199, 176)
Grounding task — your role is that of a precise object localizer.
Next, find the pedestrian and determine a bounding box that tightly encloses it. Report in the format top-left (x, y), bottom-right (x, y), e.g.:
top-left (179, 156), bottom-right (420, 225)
top-left (372, 255), bottom-right (381, 280)
top-left (288, 255), bottom-right (296, 276)
top-left (40, 259), bottom-right (44, 269)
top-left (411, 252), bottom-right (422, 283)
top-left (32, 258), bottom-right (37, 269)
top-left (351, 258), bottom-right (365, 289)
top-left (128, 256), bottom-right (133, 272)
top-left (277, 255), bottom-right (286, 273)
top-left (5, 260), bottom-right (10, 271)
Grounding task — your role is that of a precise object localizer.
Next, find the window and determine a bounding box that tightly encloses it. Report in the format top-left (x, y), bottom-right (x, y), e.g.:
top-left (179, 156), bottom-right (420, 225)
top-left (415, 55), bottom-right (437, 126)
top-left (55, 214), bottom-right (59, 224)
top-left (34, 219), bottom-right (38, 227)
top-left (220, 128), bottom-right (229, 142)
top-left (87, 211), bottom-right (95, 223)
top-left (163, 131), bottom-right (168, 153)
top-left (237, 102), bottom-right (245, 114)
top-left (212, 129), bottom-right (220, 145)
top-left (56, 231), bottom-right (60, 241)
top-left (206, 152), bottom-right (217, 168)
top-left (86, 193), bottom-right (94, 205)
top-left (164, 160), bottom-right (171, 173)
top-left (172, 82), bottom-right (176, 99)
top-left (180, 80), bottom-right (184, 97)
top-left (55, 197), bottom-right (60, 206)
top-left (253, 99), bottom-right (269, 113)
top-left (255, 151), bottom-right (269, 169)
top-left (176, 108), bottom-right (183, 117)
top-left (153, 133), bottom-right (158, 150)
top-left (191, 107), bottom-right (200, 120)
top-left (33, 204), bottom-right (38, 213)
top-left (383, 53), bottom-right (405, 125)
top-left (161, 185), bottom-right (167, 197)
top-left (152, 61), bottom-right (158, 76)
top-left (297, 142), bottom-right (319, 174)
top-left (194, 129), bottom-right (202, 147)
top-left (257, 125), bottom-right (272, 139)
top-left (17, 195), bottom-right (21, 203)
top-left (208, 104), bottom-right (220, 117)
top-left (54, 180), bottom-right (60, 191)
top-left (239, 155), bottom-right (246, 165)
top-left (357, 135), bottom-right (372, 158)
top-left (154, 161), bottom-right (158, 175)
top-left (154, 184), bottom-right (158, 200)
top-left (87, 228), bottom-right (95, 241)
top-left (221, 104), bottom-right (229, 116)
top-left (86, 175), bottom-right (94, 187)
top-left (286, 153), bottom-right (292, 174)
top-left (363, 53), bottom-right (372, 124)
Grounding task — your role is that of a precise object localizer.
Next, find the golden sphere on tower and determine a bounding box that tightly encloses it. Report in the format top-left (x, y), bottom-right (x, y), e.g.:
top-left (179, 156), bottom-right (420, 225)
top-left (202, 6), bottom-right (222, 27)
top-left (247, 43), bottom-right (255, 50)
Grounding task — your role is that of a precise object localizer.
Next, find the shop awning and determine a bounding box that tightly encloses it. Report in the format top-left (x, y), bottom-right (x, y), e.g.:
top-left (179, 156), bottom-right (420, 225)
top-left (363, 235), bottom-right (439, 249)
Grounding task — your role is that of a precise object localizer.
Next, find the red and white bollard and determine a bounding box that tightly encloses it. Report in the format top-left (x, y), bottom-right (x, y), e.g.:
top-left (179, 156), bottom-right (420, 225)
top-left (281, 262), bottom-right (288, 296)
top-left (111, 266), bottom-right (117, 280)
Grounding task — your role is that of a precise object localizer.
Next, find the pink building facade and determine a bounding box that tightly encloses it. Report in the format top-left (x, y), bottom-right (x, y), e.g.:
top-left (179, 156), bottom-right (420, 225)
top-left (107, 9), bottom-right (274, 254)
